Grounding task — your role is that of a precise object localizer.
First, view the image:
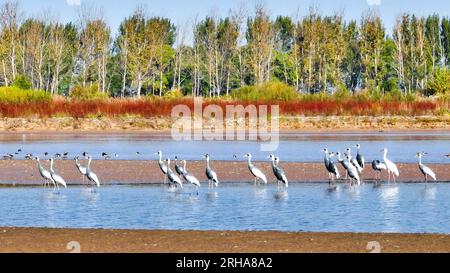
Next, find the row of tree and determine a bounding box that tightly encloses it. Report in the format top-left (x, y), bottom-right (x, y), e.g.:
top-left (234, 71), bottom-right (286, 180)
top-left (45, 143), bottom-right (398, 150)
top-left (1, 1), bottom-right (450, 98)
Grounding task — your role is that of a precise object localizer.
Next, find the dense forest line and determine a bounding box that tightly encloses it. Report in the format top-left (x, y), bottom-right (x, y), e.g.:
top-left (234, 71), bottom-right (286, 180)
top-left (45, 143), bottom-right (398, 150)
top-left (1, 1), bottom-right (450, 99)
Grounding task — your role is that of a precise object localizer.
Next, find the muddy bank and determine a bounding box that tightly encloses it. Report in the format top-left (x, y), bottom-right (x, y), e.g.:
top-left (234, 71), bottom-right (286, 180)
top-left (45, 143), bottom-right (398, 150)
top-left (0, 160), bottom-right (448, 185)
top-left (0, 115), bottom-right (449, 131)
top-left (0, 227), bottom-right (450, 253)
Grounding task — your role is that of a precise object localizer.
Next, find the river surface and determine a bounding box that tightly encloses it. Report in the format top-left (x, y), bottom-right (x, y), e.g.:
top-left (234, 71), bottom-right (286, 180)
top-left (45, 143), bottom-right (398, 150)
top-left (0, 132), bottom-right (449, 163)
top-left (0, 183), bottom-right (449, 233)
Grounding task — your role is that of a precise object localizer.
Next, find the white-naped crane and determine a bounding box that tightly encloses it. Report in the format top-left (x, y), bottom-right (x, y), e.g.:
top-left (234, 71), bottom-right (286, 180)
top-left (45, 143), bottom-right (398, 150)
top-left (244, 153), bottom-right (267, 185)
top-left (49, 158), bottom-right (67, 192)
top-left (346, 148), bottom-right (363, 174)
top-left (268, 154), bottom-right (288, 188)
top-left (322, 149), bottom-right (340, 184)
top-left (74, 156), bottom-right (87, 185)
top-left (34, 156), bottom-right (55, 189)
top-left (204, 154), bottom-right (219, 188)
top-left (180, 160), bottom-right (200, 193)
top-left (327, 152), bottom-right (341, 185)
top-left (155, 151), bottom-right (168, 184)
top-left (355, 144), bottom-right (365, 170)
top-left (382, 148), bottom-right (399, 182)
top-left (322, 148), bottom-right (332, 180)
top-left (345, 155), bottom-right (361, 185)
top-left (166, 158), bottom-right (183, 189)
top-left (371, 160), bottom-right (387, 183)
top-left (86, 155), bottom-right (101, 189)
top-left (416, 152), bottom-right (436, 183)
top-left (174, 156), bottom-right (187, 176)
top-left (336, 152), bottom-right (349, 179)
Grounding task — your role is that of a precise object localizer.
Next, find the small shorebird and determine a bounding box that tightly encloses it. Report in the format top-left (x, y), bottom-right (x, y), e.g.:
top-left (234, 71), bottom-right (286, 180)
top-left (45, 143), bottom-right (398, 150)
top-left (102, 152), bottom-right (118, 160)
top-left (3, 153), bottom-right (13, 160)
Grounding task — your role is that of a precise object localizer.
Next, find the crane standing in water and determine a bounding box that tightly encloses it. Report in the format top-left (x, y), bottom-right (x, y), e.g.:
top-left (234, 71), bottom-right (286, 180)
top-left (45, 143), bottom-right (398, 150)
top-left (49, 158), bottom-right (67, 192)
top-left (382, 148), bottom-right (400, 183)
top-left (416, 152), bottom-right (436, 183)
top-left (34, 156), bottom-right (55, 189)
top-left (155, 151), bottom-right (168, 184)
top-left (86, 155), bottom-right (101, 189)
top-left (268, 154), bottom-right (288, 188)
top-left (204, 154), bottom-right (219, 188)
top-left (244, 153), bottom-right (267, 185)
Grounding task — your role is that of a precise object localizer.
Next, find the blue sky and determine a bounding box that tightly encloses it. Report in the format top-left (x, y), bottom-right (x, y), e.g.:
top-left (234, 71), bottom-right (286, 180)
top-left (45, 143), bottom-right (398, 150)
top-left (17, 0), bottom-right (450, 39)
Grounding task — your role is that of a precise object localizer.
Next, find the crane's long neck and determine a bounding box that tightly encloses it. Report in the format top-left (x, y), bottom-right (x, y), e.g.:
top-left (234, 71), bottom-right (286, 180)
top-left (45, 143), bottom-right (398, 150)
top-left (324, 151), bottom-right (329, 159)
top-left (247, 156), bottom-right (252, 166)
top-left (270, 158), bottom-right (276, 168)
top-left (50, 159), bottom-right (54, 173)
top-left (383, 150), bottom-right (388, 160)
top-left (183, 161), bottom-right (187, 171)
top-left (36, 159), bottom-right (43, 170)
top-left (158, 153), bottom-right (163, 163)
top-left (87, 157), bottom-right (92, 171)
top-left (418, 155), bottom-right (422, 165)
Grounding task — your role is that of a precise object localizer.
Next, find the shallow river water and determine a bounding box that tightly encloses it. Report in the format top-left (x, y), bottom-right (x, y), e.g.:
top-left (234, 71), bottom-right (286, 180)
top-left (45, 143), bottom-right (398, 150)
top-left (1, 183), bottom-right (449, 234)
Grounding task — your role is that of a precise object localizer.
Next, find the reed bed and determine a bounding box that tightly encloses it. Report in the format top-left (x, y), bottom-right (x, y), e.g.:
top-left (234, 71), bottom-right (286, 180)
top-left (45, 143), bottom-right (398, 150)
top-left (0, 96), bottom-right (442, 118)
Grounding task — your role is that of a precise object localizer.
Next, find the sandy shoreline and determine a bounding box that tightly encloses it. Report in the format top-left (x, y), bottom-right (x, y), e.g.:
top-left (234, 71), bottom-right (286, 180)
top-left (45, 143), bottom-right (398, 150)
top-left (0, 115), bottom-right (449, 131)
top-left (0, 160), bottom-right (448, 185)
top-left (0, 227), bottom-right (449, 253)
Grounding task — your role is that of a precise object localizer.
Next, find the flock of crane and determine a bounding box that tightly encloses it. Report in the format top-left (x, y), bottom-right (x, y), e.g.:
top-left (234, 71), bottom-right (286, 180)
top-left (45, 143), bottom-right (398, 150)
top-left (153, 145), bottom-right (439, 191)
top-left (156, 144), bottom-right (440, 188)
top-left (5, 143), bottom-right (442, 193)
top-left (34, 153), bottom-right (100, 192)
top-left (322, 145), bottom-right (438, 186)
